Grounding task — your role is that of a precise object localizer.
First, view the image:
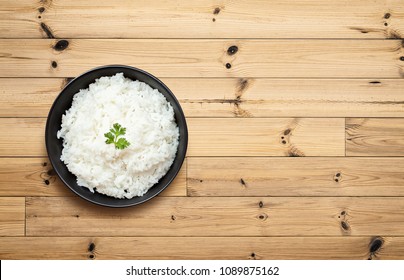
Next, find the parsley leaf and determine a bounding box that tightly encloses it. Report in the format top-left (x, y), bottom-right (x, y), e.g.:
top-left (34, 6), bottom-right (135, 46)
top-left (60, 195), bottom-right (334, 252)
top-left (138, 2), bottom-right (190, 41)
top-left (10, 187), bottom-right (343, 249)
top-left (104, 123), bottom-right (131, 150)
top-left (115, 138), bottom-right (131, 150)
top-left (104, 132), bottom-right (115, 144)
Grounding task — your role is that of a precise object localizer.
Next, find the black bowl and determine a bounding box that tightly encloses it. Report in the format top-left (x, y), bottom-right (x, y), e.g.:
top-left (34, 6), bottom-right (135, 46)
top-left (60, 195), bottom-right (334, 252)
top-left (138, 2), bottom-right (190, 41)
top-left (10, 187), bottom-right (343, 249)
top-left (45, 65), bottom-right (188, 207)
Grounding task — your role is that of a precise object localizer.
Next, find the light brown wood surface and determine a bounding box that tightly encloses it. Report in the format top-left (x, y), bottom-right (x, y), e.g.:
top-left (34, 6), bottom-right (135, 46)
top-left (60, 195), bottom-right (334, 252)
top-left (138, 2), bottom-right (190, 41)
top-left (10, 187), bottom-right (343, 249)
top-left (3, 78), bottom-right (404, 118)
top-left (188, 118), bottom-right (345, 156)
top-left (187, 157), bottom-right (404, 196)
top-left (0, 118), bottom-right (45, 156)
top-left (346, 118), bottom-right (404, 156)
top-left (0, 39), bottom-right (403, 78)
top-left (0, 237), bottom-right (402, 260)
top-left (1, 0), bottom-right (403, 39)
top-left (26, 196), bottom-right (404, 237)
top-left (0, 197), bottom-right (25, 236)
top-left (1, 0), bottom-right (404, 260)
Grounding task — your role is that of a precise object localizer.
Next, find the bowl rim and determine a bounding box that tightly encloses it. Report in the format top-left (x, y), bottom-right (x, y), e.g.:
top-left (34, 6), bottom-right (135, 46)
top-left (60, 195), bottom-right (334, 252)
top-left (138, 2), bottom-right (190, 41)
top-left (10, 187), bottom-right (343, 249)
top-left (45, 65), bottom-right (188, 207)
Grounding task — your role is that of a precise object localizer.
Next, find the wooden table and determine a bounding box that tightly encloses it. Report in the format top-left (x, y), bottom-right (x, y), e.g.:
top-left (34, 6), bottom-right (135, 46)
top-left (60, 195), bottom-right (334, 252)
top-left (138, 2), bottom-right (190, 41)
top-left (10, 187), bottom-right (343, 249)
top-left (1, 0), bottom-right (404, 260)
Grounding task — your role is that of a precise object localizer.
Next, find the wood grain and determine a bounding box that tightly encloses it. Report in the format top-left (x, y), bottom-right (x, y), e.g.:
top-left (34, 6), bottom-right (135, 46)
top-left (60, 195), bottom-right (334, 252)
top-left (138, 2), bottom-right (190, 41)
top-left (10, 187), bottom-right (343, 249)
top-left (0, 197), bottom-right (25, 236)
top-left (188, 118), bottom-right (345, 156)
top-left (0, 118), bottom-right (345, 157)
top-left (0, 0), bottom-right (403, 39)
top-left (2, 0), bottom-right (404, 261)
top-left (3, 78), bottom-right (404, 118)
top-left (0, 158), bottom-right (186, 197)
top-left (0, 118), bottom-right (45, 156)
top-left (1, 236), bottom-right (403, 260)
top-left (167, 78), bottom-right (404, 118)
top-left (346, 118), bottom-right (404, 156)
top-left (187, 157), bottom-right (404, 196)
top-left (0, 78), bottom-right (63, 117)
top-left (26, 196), bottom-right (404, 237)
top-left (0, 39), bottom-right (403, 78)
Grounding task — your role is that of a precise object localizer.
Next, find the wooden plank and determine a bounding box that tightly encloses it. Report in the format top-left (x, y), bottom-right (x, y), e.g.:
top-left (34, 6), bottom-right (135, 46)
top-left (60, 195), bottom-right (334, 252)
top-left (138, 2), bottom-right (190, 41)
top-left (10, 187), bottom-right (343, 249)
top-left (0, 0), bottom-right (403, 39)
top-left (0, 236), bottom-right (403, 260)
top-left (0, 197), bottom-right (25, 236)
top-left (187, 157), bottom-right (404, 196)
top-left (188, 118), bottom-right (345, 156)
top-left (0, 118), bottom-right (345, 157)
top-left (0, 39), bottom-right (402, 78)
top-left (346, 118), bottom-right (404, 156)
top-left (0, 158), bottom-right (186, 197)
top-left (26, 197), bottom-right (404, 236)
top-left (0, 118), bottom-right (45, 156)
top-left (0, 78), bottom-right (64, 117)
top-left (3, 78), bottom-right (404, 118)
top-left (167, 78), bottom-right (404, 118)
top-left (0, 158), bottom-right (69, 196)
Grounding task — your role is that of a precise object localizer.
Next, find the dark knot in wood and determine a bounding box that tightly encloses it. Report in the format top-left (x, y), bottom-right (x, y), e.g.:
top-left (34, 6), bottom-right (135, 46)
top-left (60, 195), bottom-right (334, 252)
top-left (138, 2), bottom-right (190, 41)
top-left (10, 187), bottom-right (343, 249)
top-left (369, 237), bottom-right (383, 254)
top-left (53, 40), bottom-right (69, 51)
top-left (88, 242), bottom-right (95, 252)
top-left (227, 45), bottom-right (238, 55)
top-left (341, 221), bottom-right (350, 231)
top-left (40, 22), bottom-right (55, 39)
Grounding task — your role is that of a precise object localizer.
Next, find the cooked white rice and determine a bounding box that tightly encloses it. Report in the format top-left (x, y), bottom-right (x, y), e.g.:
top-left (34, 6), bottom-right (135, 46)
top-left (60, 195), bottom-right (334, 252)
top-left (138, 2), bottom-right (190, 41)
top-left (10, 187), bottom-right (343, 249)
top-left (57, 73), bottom-right (179, 199)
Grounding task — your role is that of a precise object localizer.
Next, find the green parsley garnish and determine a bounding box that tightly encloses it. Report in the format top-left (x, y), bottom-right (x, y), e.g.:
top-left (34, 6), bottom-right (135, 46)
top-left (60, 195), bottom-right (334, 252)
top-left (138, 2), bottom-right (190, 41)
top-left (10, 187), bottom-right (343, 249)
top-left (104, 123), bottom-right (131, 150)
